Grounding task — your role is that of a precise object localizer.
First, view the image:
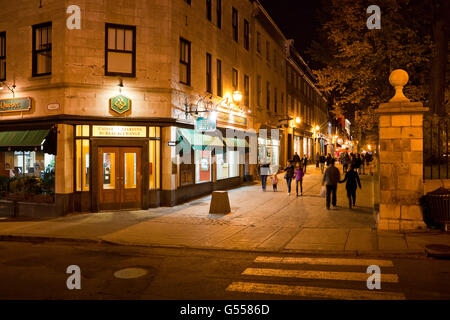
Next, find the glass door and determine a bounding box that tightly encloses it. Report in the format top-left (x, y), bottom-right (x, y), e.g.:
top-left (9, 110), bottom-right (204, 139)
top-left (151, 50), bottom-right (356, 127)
top-left (98, 147), bottom-right (141, 210)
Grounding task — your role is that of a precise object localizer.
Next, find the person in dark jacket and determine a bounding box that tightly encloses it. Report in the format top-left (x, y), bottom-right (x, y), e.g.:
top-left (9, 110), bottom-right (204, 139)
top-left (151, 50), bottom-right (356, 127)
top-left (283, 160), bottom-right (295, 195)
top-left (259, 162), bottom-right (270, 191)
top-left (319, 154), bottom-right (326, 173)
top-left (302, 156), bottom-right (308, 173)
top-left (322, 159), bottom-right (341, 209)
top-left (293, 152), bottom-right (301, 164)
top-left (326, 153), bottom-right (333, 166)
top-left (339, 164), bottom-right (362, 209)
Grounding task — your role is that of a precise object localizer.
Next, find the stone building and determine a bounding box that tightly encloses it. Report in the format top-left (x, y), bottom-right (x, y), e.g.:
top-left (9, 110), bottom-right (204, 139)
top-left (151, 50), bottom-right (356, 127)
top-left (284, 40), bottom-right (329, 163)
top-left (0, 0), bottom-right (327, 217)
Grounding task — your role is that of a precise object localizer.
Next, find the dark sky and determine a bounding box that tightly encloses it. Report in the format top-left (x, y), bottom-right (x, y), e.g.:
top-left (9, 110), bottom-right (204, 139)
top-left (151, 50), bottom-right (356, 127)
top-left (258, 0), bottom-right (322, 63)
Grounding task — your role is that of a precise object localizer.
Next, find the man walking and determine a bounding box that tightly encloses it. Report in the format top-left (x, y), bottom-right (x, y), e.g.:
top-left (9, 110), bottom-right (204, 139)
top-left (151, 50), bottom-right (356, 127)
top-left (302, 156), bottom-right (308, 173)
top-left (259, 161), bottom-right (270, 191)
top-left (319, 154), bottom-right (326, 173)
top-left (322, 159), bottom-right (341, 210)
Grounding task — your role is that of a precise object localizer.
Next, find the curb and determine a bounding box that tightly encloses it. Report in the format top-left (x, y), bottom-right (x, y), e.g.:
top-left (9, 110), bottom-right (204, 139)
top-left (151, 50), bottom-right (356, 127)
top-left (0, 234), bottom-right (427, 258)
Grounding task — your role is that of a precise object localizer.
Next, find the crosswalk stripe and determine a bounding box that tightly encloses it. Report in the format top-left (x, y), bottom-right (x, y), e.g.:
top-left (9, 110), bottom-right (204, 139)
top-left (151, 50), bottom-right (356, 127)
top-left (255, 256), bottom-right (394, 267)
top-left (226, 281), bottom-right (406, 300)
top-left (242, 268), bottom-right (399, 283)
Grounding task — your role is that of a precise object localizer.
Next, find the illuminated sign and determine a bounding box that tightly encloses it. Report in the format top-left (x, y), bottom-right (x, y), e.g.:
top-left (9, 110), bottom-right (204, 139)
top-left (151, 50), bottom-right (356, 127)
top-left (195, 116), bottom-right (216, 132)
top-left (0, 97), bottom-right (31, 113)
top-left (92, 126), bottom-right (146, 137)
top-left (109, 95), bottom-right (131, 114)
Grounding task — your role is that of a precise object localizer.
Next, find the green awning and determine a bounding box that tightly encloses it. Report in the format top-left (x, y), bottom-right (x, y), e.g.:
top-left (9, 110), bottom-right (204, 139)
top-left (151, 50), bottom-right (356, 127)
top-left (223, 137), bottom-right (249, 148)
top-left (0, 130), bottom-right (49, 148)
top-left (178, 128), bottom-right (224, 149)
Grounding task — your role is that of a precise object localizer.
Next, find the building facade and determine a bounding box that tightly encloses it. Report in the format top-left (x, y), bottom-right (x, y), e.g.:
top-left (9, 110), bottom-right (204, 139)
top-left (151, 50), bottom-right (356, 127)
top-left (284, 40), bottom-right (329, 163)
top-left (0, 0), bottom-right (326, 217)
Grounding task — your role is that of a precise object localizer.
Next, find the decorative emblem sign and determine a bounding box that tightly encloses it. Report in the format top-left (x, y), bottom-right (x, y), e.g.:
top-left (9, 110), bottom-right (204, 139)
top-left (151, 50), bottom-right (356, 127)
top-left (110, 95), bottom-right (131, 114)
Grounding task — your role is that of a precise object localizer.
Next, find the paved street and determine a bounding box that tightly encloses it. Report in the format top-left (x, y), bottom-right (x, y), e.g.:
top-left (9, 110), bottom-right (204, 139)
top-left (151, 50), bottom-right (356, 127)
top-left (0, 241), bottom-right (449, 300)
top-left (0, 165), bottom-right (448, 255)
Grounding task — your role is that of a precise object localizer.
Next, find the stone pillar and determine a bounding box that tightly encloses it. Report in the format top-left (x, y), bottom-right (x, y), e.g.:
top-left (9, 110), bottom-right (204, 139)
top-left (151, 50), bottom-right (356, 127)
top-left (376, 69), bottom-right (429, 230)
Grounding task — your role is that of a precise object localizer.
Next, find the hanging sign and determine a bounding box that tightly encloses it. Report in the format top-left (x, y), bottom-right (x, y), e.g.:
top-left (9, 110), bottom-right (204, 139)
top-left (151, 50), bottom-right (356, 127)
top-left (195, 116), bottom-right (216, 132)
top-left (109, 95), bottom-right (131, 114)
top-left (0, 97), bottom-right (31, 113)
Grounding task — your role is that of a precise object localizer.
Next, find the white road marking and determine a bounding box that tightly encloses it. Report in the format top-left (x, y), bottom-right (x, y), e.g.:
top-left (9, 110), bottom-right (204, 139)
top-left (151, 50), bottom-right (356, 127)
top-left (254, 256), bottom-right (394, 267)
top-left (226, 281), bottom-right (406, 300)
top-left (242, 267), bottom-right (399, 283)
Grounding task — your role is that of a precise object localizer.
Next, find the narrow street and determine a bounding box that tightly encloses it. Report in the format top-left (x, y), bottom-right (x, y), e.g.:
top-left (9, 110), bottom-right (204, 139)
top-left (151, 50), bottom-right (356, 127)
top-left (0, 241), bottom-right (449, 300)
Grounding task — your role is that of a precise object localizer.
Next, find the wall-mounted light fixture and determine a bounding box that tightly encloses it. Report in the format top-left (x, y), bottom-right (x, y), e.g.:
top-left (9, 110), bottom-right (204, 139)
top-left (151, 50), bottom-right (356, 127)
top-left (118, 79), bottom-right (124, 93)
top-left (0, 81), bottom-right (16, 98)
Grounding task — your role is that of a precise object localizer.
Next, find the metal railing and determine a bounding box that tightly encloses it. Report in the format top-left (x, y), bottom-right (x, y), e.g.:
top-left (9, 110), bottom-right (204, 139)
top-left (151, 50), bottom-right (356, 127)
top-left (423, 115), bottom-right (449, 180)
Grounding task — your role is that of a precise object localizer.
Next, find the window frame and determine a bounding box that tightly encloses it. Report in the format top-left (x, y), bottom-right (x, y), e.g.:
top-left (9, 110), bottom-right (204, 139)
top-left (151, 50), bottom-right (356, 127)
top-left (179, 37), bottom-right (191, 86)
top-left (206, 52), bottom-right (212, 94)
top-left (32, 22), bottom-right (52, 77)
top-left (232, 7), bottom-right (238, 43)
top-left (266, 81), bottom-right (270, 110)
top-left (0, 31), bottom-right (5, 81)
top-left (232, 68), bottom-right (238, 91)
top-left (105, 23), bottom-right (136, 78)
top-left (244, 74), bottom-right (250, 107)
top-left (243, 19), bottom-right (249, 50)
top-left (216, 59), bottom-right (223, 97)
top-left (217, 0), bottom-right (222, 28)
top-left (206, 0), bottom-right (212, 21)
top-left (256, 32), bottom-right (261, 54)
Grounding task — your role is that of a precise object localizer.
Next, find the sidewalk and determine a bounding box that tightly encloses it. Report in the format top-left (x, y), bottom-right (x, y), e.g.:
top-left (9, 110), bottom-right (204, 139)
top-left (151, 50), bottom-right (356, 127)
top-left (0, 165), bottom-right (448, 256)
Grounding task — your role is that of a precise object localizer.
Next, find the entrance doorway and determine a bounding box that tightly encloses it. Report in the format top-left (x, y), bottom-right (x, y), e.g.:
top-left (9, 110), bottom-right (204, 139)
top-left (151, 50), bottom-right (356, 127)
top-left (98, 147), bottom-right (142, 210)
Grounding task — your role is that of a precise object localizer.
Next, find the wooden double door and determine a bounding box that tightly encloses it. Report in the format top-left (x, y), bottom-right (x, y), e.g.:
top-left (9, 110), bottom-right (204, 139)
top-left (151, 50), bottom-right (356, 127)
top-left (98, 146), bottom-right (142, 210)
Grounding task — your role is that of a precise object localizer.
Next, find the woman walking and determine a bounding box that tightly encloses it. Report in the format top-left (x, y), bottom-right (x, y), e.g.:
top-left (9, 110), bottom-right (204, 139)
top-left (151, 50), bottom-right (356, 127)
top-left (294, 163), bottom-right (305, 196)
top-left (283, 160), bottom-right (295, 195)
top-left (339, 165), bottom-right (362, 209)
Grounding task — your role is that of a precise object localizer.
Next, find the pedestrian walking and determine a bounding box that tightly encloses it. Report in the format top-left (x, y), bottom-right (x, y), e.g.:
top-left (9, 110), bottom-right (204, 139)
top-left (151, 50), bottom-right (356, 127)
top-left (283, 160), bottom-right (295, 195)
top-left (302, 156), bottom-right (308, 173)
top-left (361, 153), bottom-right (366, 175)
top-left (326, 153), bottom-right (333, 167)
top-left (365, 152), bottom-right (373, 175)
top-left (322, 159), bottom-right (341, 209)
top-left (343, 152), bottom-right (350, 173)
top-left (294, 163), bottom-right (304, 196)
top-left (319, 154), bottom-right (326, 173)
top-left (270, 172), bottom-right (278, 192)
top-left (316, 153), bottom-right (320, 168)
top-left (339, 164), bottom-right (362, 209)
top-left (293, 152), bottom-right (301, 165)
top-left (259, 161), bottom-right (270, 191)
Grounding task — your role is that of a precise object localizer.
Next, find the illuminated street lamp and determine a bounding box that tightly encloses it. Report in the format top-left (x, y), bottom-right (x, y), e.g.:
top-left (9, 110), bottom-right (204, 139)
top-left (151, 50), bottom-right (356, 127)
top-left (315, 125), bottom-right (320, 131)
top-left (295, 117), bottom-right (301, 124)
top-left (232, 90), bottom-right (243, 103)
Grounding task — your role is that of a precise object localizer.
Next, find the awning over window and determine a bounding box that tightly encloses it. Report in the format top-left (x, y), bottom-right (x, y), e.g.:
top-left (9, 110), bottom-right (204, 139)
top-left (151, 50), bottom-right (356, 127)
top-left (178, 128), bottom-right (224, 150)
top-left (223, 137), bottom-right (248, 148)
top-left (0, 130), bottom-right (50, 150)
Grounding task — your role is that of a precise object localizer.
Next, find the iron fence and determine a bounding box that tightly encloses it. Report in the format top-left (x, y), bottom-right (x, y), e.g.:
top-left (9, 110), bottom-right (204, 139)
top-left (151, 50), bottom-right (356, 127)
top-left (423, 115), bottom-right (449, 180)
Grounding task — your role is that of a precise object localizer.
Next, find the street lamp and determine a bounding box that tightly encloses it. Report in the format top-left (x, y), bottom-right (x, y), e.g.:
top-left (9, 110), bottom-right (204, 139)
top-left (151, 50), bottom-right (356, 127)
top-left (232, 90), bottom-right (243, 103)
top-left (295, 117), bottom-right (301, 124)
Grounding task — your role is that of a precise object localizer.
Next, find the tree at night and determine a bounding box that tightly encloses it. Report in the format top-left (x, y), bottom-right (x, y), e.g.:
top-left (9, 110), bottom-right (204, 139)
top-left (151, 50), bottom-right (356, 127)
top-left (308, 0), bottom-right (448, 137)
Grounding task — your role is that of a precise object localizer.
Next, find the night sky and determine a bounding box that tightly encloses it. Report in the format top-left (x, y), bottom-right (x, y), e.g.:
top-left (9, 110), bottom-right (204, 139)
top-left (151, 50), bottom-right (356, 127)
top-left (258, 0), bottom-right (322, 64)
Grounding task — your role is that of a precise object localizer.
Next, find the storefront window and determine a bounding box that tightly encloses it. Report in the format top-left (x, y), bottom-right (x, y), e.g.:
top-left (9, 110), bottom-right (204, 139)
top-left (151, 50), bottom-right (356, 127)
top-left (195, 149), bottom-right (211, 183)
top-left (228, 150), bottom-right (239, 178)
top-left (149, 126), bottom-right (161, 190)
top-left (0, 150), bottom-right (55, 201)
top-left (216, 152), bottom-right (229, 180)
top-left (75, 124), bottom-right (90, 193)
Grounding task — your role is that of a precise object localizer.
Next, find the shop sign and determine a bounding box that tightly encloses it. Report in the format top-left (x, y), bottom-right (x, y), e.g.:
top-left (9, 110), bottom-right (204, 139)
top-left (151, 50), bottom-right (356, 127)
top-left (195, 116), bottom-right (216, 132)
top-left (109, 95), bottom-right (131, 114)
top-left (47, 103), bottom-right (60, 111)
top-left (0, 97), bottom-right (31, 113)
top-left (92, 126), bottom-right (146, 137)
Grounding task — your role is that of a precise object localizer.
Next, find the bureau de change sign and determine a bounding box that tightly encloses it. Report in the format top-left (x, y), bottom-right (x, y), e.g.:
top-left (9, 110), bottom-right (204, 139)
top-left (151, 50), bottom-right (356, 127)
top-left (0, 97), bottom-right (32, 113)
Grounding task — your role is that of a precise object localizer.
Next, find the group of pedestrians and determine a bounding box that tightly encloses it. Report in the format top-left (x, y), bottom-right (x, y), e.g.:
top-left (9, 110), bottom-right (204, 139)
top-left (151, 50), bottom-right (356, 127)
top-left (321, 159), bottom-right (361, 210)
top-left (259, 150), bottom-right (366, 210)
top-left (341, 152), bottom-right (373, 175)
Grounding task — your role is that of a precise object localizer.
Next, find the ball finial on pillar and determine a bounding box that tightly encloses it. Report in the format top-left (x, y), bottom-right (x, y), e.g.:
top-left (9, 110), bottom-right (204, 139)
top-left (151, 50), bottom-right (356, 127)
top-left (388, 69), bottom-right (410, 102)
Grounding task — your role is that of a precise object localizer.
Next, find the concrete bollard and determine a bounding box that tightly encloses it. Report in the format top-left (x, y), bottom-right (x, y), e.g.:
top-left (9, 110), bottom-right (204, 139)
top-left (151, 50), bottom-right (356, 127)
top-left (209, 191), bottom-right (231, 214)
